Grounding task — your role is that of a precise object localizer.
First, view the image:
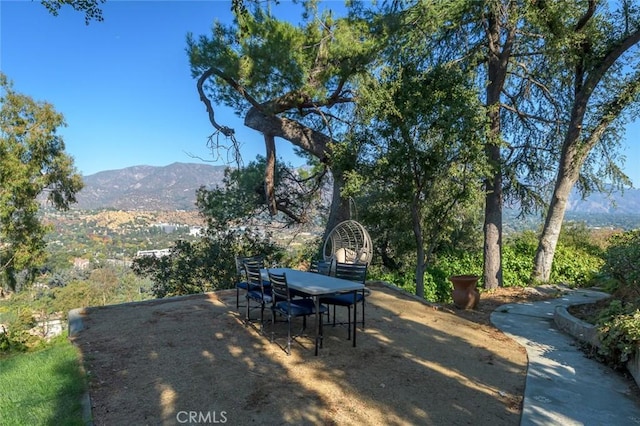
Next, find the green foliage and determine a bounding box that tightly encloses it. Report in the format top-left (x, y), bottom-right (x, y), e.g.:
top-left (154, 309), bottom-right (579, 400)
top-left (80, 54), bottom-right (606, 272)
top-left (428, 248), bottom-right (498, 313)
top-left (0, 73), bottom-right (83, 291)
top-left (0, 307), bottom-right (38, 353)
top-left (352, 60), bottom-right (488, 298)
top-left (591, 230), bottom-right (640, 367)
top-left (40, 0), bottom-right (105, 25)
top-left (596, 302), bottom-right (640, 368)
top-left (132, 229), bottom-right (282, 299)
top-left (503, 227), bottom-right (604, 288)
top-left (424, 251), bottom-right (482, 303)
top-left (551, 244), bottom-right (603, 287)
top-left (550, 223), bottom-right (605, 287)
top-left (502, 231), bottom-right (538, 287)
top-left (373, 226), bottom-right (608, 303)
top-left (188, 3), bottom-right (379, 111)
top-left (602, 229), bottom-right (640, 290)
top-left (47, 266), bottom-right (147, 318)
top-left (131, 158), bottom-right (311, 299)
top-left (50, 281), bottom-right (101, 316)
top-left (197, 157), bottom-right (325, 227)
top-left (372, 250), bottom-right (482, 304)
top-left (1, 261), bottom-right (153, 355)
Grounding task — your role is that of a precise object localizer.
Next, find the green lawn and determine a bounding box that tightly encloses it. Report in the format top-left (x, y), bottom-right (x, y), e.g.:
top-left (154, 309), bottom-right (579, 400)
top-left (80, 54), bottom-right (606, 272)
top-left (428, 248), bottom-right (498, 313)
top-left (0, 334), bottom-right (87, 426)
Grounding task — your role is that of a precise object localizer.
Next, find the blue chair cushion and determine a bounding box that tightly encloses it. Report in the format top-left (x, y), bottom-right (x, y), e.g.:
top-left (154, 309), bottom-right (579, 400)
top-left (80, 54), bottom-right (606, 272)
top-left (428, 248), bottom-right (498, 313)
top-left (320, 292), bottom-right (364, 306)
top-left (237, 280), bottom-right (271, 290)
top-left (247, 289), bottom-right (272, 303)
top-left (274, 298), bottom-right (327, 317)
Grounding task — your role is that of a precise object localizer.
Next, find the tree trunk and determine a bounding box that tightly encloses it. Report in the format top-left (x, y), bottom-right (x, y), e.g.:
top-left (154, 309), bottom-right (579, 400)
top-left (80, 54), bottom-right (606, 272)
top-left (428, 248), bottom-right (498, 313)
top-left (482, 5), bottom-right (513, 289)
top-left (533, 124), bottom-right (583, 282)
top-left (411, 195), bottom-right (426, 299)
top-left (532, 174), bottom-right (576, 282)
top-left (532, 21), bottom-right (640, 282)
top-left (322, 169), bottom-right (353, 241)
top-left (245, 107), bottom-right (352, 239)
top-left (483, 144), bottom-right (503, 290)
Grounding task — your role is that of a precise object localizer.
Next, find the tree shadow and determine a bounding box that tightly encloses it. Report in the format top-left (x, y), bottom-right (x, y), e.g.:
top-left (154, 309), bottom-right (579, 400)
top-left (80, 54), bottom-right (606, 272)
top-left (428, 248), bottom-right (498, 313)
top-left (69, 283), bottom-right (527, 425)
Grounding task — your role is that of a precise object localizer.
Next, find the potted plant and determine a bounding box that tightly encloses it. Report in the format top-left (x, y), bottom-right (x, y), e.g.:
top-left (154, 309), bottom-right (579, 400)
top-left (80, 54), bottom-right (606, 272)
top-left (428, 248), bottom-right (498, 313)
top-left (449, 275), bottom-right (480, 309)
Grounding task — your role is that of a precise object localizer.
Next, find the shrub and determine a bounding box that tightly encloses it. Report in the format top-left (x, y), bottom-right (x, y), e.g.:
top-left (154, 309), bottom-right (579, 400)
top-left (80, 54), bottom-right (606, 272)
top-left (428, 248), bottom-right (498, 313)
top-left (602, 229), bottom-right (640, 290)
top-left (370, 226), bottom-right (607, 302)
top-left (502, 231), bottom-right (538, 287)
top-left (550, 243), bottom-right (603, 287)
top-left (0, 308), bottom-right (40, 354)
top-left (132, 228), bottom-right (283, 298)
top-left (594, 230), bottom-right (640, 368)
top-left (596, 301), bottom-right (640, 369)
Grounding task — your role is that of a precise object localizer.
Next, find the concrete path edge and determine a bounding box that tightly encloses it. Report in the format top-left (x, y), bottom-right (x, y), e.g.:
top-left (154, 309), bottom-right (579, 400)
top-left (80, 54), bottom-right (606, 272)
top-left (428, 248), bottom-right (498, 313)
top-left (491, 288), bottom-right (640, 426)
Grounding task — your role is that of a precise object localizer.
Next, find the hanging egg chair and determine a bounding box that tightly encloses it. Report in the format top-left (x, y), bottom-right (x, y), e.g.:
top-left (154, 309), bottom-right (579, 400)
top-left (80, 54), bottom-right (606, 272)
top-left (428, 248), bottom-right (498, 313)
top-left (323, 220), bottom-right (373, 265)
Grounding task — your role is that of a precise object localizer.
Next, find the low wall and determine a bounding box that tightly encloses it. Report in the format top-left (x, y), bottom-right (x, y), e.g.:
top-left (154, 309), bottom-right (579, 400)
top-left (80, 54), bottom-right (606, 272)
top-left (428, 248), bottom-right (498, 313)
top-left (554, 305), bottom-right (640, 387)
top-left (554, 306), bottom-right (601, 348)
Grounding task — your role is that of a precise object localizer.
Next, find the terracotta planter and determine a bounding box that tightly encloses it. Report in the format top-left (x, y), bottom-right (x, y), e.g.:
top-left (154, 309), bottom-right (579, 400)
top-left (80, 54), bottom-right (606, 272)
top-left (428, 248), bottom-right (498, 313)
top-left (450, 275), bottom-right (480, 310)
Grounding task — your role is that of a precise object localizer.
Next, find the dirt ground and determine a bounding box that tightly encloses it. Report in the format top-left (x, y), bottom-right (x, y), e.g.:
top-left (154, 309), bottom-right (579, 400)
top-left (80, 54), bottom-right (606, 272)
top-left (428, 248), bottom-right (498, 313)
top-left (70, 282), bottom-right (557, 426)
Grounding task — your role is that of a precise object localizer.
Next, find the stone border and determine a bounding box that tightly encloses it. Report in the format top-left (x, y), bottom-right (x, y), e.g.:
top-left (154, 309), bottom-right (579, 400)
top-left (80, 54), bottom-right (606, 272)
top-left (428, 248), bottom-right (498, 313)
top-left (554, 305), bottom-right (601, 348)
top-left (553, 299), bottom-right (640, 388)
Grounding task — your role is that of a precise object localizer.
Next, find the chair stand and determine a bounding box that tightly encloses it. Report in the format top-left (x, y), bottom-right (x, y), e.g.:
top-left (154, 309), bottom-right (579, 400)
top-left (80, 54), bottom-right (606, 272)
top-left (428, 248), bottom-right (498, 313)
top-left (270, 313), bottom-right (310, 355)
top-left (245, 294), bottom-right (268, 335)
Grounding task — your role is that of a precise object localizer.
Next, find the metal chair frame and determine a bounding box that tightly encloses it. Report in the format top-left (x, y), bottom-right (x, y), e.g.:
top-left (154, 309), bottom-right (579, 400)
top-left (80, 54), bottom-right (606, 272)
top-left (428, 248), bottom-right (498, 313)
top-left (320, 262), bottom-right (368, 340)
top-left (235, 255), bottom-right (265, 310)
top-left (244, 262), bottom-right (271, 333)
top-left (269, 271), bottom-right (327, 355)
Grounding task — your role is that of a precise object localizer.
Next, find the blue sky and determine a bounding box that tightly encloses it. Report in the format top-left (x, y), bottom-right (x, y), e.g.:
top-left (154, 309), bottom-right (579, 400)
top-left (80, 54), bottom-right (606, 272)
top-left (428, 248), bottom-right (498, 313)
top-left (1, 0), bottom-right (639, 186)
top-left (1, 0), bottom-right (309, 176)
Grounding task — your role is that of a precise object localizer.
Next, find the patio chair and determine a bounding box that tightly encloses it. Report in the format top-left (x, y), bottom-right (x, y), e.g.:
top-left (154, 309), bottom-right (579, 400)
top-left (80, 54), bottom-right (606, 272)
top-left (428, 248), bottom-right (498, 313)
top-left (309, 258), bottom-right (333, 275)
top-left (323, 220), bottom-right (373, 265)
top-left (268, 270), bottom-right (327, 355)
top-left (244, 262), bottom-right (272, 333)
top-left (235, 255), bottom-right (268, 309)
top-left (319, 261), bottom-right (368, 340)
top-left (309, 258), bottom-right (333, 321)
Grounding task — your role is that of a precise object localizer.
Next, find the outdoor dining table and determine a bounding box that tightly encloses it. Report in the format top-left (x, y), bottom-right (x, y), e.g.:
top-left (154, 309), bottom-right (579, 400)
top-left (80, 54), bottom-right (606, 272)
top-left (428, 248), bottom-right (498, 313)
top-left (261, 267), bottom-right (365, 355)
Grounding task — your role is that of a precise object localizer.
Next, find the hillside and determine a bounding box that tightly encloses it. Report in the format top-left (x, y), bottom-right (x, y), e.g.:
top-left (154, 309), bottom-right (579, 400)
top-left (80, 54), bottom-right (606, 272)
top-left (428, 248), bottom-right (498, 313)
top-left (565, 188), bottom-right (640, 214)
top-left (71, 163), bottom-right (640, 221)
top-left (74, 162), bottom-right (227, 211)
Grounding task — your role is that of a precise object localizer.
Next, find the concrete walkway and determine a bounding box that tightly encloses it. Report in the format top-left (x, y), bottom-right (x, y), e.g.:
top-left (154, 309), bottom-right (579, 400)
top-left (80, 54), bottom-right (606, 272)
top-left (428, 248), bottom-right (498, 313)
top-left (491, 289), bottom-right (640, 425)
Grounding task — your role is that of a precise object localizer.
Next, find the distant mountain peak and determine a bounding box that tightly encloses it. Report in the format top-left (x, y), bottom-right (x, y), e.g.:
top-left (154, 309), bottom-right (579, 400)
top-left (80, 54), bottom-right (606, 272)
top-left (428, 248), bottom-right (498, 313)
top-left (71, 163), bottom-right (640, 214)
top-left (74, 163), bottom-right (227, 211)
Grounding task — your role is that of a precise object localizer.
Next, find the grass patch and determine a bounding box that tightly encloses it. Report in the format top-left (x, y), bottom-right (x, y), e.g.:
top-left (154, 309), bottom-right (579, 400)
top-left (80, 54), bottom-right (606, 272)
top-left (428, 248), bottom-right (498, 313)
top-left (0, 334), bottom-right (87, 425)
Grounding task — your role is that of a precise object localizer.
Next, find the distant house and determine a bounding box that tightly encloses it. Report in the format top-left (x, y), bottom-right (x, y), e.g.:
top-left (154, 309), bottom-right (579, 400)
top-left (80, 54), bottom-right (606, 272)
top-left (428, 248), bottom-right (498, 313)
top-left (136, 248), bottom-right (171, 258)
top-left (73, 258), bottom-right (90, 270)
top-left (154, 223), bottom-right (178, 233)
top-left (106, 258), bottom-right (132, 268)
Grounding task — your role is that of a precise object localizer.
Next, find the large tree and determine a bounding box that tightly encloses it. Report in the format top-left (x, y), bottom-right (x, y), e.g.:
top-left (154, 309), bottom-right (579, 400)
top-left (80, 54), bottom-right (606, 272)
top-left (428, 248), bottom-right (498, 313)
top-left (0, 73), bottom-right (83, 290)
top-left (188, 2), bottom-right (381, 238)
top-left (533, 0), bottom-right (640, 281)
top-left (393, 1), bottom-right (636, 289)
top-left (354, 59), bottom-right (487, 297)
top-left (394, 0), bottom-right (554, 289)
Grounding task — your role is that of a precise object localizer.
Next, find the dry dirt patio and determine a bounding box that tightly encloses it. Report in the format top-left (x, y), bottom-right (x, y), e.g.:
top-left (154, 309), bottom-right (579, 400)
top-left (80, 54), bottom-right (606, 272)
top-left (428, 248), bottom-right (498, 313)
top-left (70, 282), bottom-right (548, 425)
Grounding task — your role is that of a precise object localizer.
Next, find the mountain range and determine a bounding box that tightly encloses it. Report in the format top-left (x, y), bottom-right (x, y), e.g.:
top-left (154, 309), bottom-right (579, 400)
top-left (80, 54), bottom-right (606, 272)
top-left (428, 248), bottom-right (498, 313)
top-left (73, 162), bottom-right (227, 211)
top-left (71, 162), bottom-right (640, 215)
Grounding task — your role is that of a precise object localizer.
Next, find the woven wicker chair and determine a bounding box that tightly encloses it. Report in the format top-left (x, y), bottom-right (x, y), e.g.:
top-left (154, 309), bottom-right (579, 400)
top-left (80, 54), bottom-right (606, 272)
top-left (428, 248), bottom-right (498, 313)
top-left (322, 220), bottom-right (373, 266)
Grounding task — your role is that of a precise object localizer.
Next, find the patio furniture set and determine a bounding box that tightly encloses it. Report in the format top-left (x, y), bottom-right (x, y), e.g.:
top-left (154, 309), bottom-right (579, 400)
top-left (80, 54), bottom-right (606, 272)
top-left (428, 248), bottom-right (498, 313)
top-left (235, 220), bottom-right (373, 356)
